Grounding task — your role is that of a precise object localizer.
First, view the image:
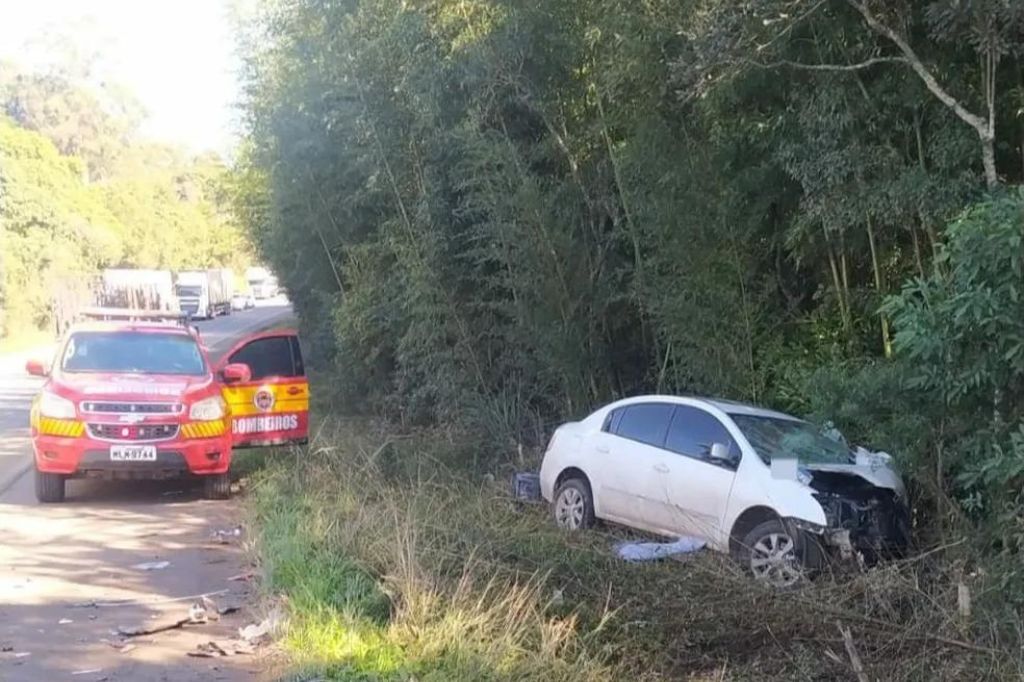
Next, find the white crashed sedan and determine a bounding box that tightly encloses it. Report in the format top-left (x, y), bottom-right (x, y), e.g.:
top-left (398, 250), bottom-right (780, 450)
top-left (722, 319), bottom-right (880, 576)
top-left (539, 395), bottom-right (910, 586)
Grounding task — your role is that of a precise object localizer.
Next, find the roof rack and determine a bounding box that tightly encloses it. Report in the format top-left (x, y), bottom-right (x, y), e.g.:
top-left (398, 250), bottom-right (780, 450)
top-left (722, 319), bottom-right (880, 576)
top-left (78, 307), bottom-right (192, 326)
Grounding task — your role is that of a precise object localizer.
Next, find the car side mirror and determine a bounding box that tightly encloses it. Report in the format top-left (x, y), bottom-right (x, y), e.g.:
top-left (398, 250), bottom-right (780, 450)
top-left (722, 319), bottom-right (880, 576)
top-left (709, 442), bottom-right (738, 467)
top-left (25, 359), bottom-right (48, 377)
top-left (222, 363), bottom-right (251, 384)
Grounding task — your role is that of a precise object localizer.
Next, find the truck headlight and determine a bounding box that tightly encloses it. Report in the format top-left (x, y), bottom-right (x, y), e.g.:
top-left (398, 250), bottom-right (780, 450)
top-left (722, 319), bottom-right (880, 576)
top-left (39, 392), bottom-right (76, 419)
top-left (189, 396), bottom-right (226, 421)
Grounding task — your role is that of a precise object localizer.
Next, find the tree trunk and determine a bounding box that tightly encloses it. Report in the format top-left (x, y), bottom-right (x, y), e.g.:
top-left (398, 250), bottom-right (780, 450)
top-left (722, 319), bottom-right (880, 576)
top-left (865, 215), bottom-right (892, 357)
top-left (824, 233), bottom-right (851, 333)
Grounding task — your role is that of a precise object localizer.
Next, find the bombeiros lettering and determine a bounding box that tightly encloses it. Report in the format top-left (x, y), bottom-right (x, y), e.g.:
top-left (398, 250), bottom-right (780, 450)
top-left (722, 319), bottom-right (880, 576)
top-left (232, 414), bottom-right (300, 434)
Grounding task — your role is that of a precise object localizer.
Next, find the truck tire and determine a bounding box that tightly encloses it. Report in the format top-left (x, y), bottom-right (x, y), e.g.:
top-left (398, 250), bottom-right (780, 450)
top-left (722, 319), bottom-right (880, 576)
top-left (203, 472), bottom-right (231, 499)
top-left (35, 468), bottom-right (66, 503)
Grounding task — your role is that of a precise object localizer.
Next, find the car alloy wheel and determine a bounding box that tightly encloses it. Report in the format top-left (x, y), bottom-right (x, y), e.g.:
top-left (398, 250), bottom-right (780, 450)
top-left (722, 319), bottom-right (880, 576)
top-left (554, 486), bottom-right (586, 530)
top-left (749, 530), bottom-right (802, 588)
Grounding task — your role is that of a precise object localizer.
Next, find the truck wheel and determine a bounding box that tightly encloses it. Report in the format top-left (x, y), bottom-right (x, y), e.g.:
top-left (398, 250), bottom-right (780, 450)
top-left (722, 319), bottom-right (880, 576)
top-left (34, 468), bottom-right (66, 503)
top-left (203, 473), bottom-right (231, 499)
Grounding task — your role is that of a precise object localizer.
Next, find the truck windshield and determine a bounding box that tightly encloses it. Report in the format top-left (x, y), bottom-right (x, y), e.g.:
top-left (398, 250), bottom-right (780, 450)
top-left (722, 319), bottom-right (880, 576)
top-left (175, 285), bottom-right (202, 297)
top-left (61, 332), bottom-right (206, 376)
top-left (729, 414), bottom-right (853, 465)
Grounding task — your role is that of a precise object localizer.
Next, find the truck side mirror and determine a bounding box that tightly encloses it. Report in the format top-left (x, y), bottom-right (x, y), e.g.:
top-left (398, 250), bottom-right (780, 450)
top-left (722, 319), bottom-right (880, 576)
top-left (222, 363), bottom-right (251, 384)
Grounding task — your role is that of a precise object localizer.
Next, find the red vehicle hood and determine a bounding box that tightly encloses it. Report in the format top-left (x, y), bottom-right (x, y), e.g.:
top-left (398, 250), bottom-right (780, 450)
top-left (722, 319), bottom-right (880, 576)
top-left (51, 372), bottom-right (215, 403)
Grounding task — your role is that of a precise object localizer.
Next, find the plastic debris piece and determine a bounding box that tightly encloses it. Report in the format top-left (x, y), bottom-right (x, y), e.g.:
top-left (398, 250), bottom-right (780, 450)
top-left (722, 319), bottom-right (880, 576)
top-left (210, 526), bottom-right (242, 544)
top-left (58, 618), bottom-right (73, 625)
top-left (511, 472), bottom-right (542, 502)
top-left (615, 536), bottom-right (706, 562)
top-left (238, 606), bottom-right (284, 644)
top-left (71, 669), bottom-right (103, 676)
top-left (131, 560), bottom-right (170, 571)
top-left (14, 652), bottom-right (30, 658)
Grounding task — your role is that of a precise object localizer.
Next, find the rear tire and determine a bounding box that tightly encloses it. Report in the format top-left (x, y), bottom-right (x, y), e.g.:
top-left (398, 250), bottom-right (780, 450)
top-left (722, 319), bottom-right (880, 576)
top-left (551, 478), bottom-right (595, 531)
top-left (203, 473), bottom-right (231, 499)
top-left (34, 468), bottom-right (66, 503)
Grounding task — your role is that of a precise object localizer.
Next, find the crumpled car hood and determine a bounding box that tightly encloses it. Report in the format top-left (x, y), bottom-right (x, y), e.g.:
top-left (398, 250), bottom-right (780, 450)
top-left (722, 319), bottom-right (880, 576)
top-left (805, 455), bottom-right (907, 501)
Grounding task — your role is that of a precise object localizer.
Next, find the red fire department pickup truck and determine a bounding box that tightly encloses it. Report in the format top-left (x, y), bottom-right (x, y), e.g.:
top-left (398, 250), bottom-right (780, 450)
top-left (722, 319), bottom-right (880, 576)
top-left (25, 311), bottom-right (309, 502)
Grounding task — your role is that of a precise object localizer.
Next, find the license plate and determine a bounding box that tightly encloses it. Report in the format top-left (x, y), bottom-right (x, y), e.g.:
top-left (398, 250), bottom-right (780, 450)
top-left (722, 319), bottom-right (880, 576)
top-left (110, 445), bottom-right (157, 462)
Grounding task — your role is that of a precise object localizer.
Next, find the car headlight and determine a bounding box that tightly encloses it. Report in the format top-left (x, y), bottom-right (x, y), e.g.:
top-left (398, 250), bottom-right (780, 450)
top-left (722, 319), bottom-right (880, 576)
top-left (189, 396), bottom-right (226, 421)
top-left (39, 392), bottom-right (76, 419)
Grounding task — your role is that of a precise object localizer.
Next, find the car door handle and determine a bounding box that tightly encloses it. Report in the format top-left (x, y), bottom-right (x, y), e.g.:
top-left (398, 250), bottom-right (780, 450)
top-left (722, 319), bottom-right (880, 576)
top-left (595, 445), bottom-right (610, 454)
top-left (653, 463), bottom-right (669, 474)
top-left (286, 386), bottom-right (302, 396)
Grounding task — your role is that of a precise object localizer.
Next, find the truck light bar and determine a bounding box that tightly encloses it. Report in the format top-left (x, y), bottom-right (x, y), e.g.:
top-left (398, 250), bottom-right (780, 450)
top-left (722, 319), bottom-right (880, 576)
top-left (78, 307), bottom-right (192, 326)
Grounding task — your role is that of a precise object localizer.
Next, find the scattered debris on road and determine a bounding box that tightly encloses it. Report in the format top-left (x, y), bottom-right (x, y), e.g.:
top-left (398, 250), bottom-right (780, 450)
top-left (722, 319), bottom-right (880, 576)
top-left (101, 639), bottom-right (138, 653)
top-left (210, 526), bottom-right (243, 544)
top-left (58, 618), bottom-right (73, 624)
top-left (131, 560), bottom-right (170, 571)
top-left (71, 668), bottom-right (103, 676)
top-left (187, 639), bottom-right (254, 657)
top-left (227, 571), bottom-right (255, 582)
top-left (71, 588), bottom-right (230, 609)
top-left (238, 605), bottom-right (284, 644)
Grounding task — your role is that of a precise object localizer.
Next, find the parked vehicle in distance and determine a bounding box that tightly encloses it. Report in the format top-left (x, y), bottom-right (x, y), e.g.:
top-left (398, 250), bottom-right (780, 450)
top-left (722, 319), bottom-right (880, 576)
top-left (175, 269), bottom-right (233, 319)
top-left (232, 291), bottom-right (256, 310)
top-left (245, 266), bottom-right (278, 299)
top-left (25, 310), bottom-right (310, 503)
top-left (100, 269), bottom-right (177, 311)
top-left (539, 395), bottom-right (910, 587)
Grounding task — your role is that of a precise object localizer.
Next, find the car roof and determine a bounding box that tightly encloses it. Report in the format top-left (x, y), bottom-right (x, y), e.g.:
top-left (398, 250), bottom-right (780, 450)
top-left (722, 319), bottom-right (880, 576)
top-left (606, 394), bottom-right (802, 422)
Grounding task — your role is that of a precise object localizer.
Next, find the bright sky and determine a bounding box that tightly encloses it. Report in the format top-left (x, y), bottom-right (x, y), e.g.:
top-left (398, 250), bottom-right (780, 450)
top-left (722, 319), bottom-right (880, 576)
top-left (0, 0), bottom-right (244, 155)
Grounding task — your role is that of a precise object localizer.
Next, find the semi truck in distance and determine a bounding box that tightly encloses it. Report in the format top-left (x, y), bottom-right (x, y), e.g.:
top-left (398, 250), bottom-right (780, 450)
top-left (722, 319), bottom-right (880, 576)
top-left (245, 266), bottom-right (279, 299)
top-left (175, 269), bottom-right (234, 319)
top-left (100, 269), bottom-right (177, 310)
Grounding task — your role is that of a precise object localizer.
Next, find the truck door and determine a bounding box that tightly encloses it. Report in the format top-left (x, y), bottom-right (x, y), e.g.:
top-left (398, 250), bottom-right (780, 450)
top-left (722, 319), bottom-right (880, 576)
top-left (220, 331), bottom-right (309, 448)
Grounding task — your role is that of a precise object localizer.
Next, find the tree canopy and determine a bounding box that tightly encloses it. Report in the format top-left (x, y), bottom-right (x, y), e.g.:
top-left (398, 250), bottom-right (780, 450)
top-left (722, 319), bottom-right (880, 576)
top-left (0, 64), bottom-right (249, 336)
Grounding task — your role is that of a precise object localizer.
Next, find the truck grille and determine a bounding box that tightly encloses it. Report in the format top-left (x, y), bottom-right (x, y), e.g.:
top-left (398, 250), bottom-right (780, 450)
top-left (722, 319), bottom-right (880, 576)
top-left (88, 423), bottom-right (180, 442)
top-left (81, 402), bottom-right (183, 415)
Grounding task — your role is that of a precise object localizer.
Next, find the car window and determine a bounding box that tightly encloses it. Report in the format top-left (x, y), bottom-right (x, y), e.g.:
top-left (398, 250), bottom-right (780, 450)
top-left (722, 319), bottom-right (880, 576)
top-left (730, 414), bottom-right (852, 465)
top-left (289, 336), bottom-right (306, 377)
top-left (229, 336), bottom-right (297, 380)
top-left (665, 406), bottom-right (736, 461)
top-left (612, 403), bottom-right (674, 448)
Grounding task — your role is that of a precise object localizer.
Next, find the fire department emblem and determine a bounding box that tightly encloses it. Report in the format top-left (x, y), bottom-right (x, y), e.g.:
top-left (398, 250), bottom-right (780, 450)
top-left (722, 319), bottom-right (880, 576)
top-left (253, 388), bottom-right (275, 412)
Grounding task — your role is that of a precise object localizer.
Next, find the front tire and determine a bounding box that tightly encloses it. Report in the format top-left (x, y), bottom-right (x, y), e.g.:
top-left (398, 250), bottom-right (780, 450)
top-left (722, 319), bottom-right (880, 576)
top-left (552, 478), bottom-right (595, 531)
top-left (737, 519), bottom-right (816, 588)
top-left (203, 473), bottom-right (231, 499)
top-left (35, 468), bottom-right (66, 503)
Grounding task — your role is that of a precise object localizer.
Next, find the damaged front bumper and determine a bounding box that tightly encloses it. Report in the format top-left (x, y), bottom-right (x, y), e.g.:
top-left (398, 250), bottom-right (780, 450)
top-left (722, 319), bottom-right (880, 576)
top-left (785, 476), bottom-right (911, 564)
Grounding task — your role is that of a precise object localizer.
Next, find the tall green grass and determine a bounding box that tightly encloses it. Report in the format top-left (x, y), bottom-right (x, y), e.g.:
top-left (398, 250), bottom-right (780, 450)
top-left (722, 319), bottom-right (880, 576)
top-left (246, 418), bottom-right (1023, 681)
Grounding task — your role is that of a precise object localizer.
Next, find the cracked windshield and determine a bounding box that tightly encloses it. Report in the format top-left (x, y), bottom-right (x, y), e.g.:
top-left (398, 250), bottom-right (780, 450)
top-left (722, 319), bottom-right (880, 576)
top-left (1, 0), bottom-right (1022, 680)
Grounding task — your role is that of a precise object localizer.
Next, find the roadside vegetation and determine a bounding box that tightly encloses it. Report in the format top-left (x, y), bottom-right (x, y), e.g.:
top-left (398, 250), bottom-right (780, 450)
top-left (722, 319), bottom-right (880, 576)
top-left (234, 0), bottom-right (1024, 678)
top-left (248, 418), bottom-right (1023, 680)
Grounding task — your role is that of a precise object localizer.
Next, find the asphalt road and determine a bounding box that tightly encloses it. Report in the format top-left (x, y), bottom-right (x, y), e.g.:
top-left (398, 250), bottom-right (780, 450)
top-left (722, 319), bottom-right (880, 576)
top-left (0, 302), bottom-right (294, 681)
